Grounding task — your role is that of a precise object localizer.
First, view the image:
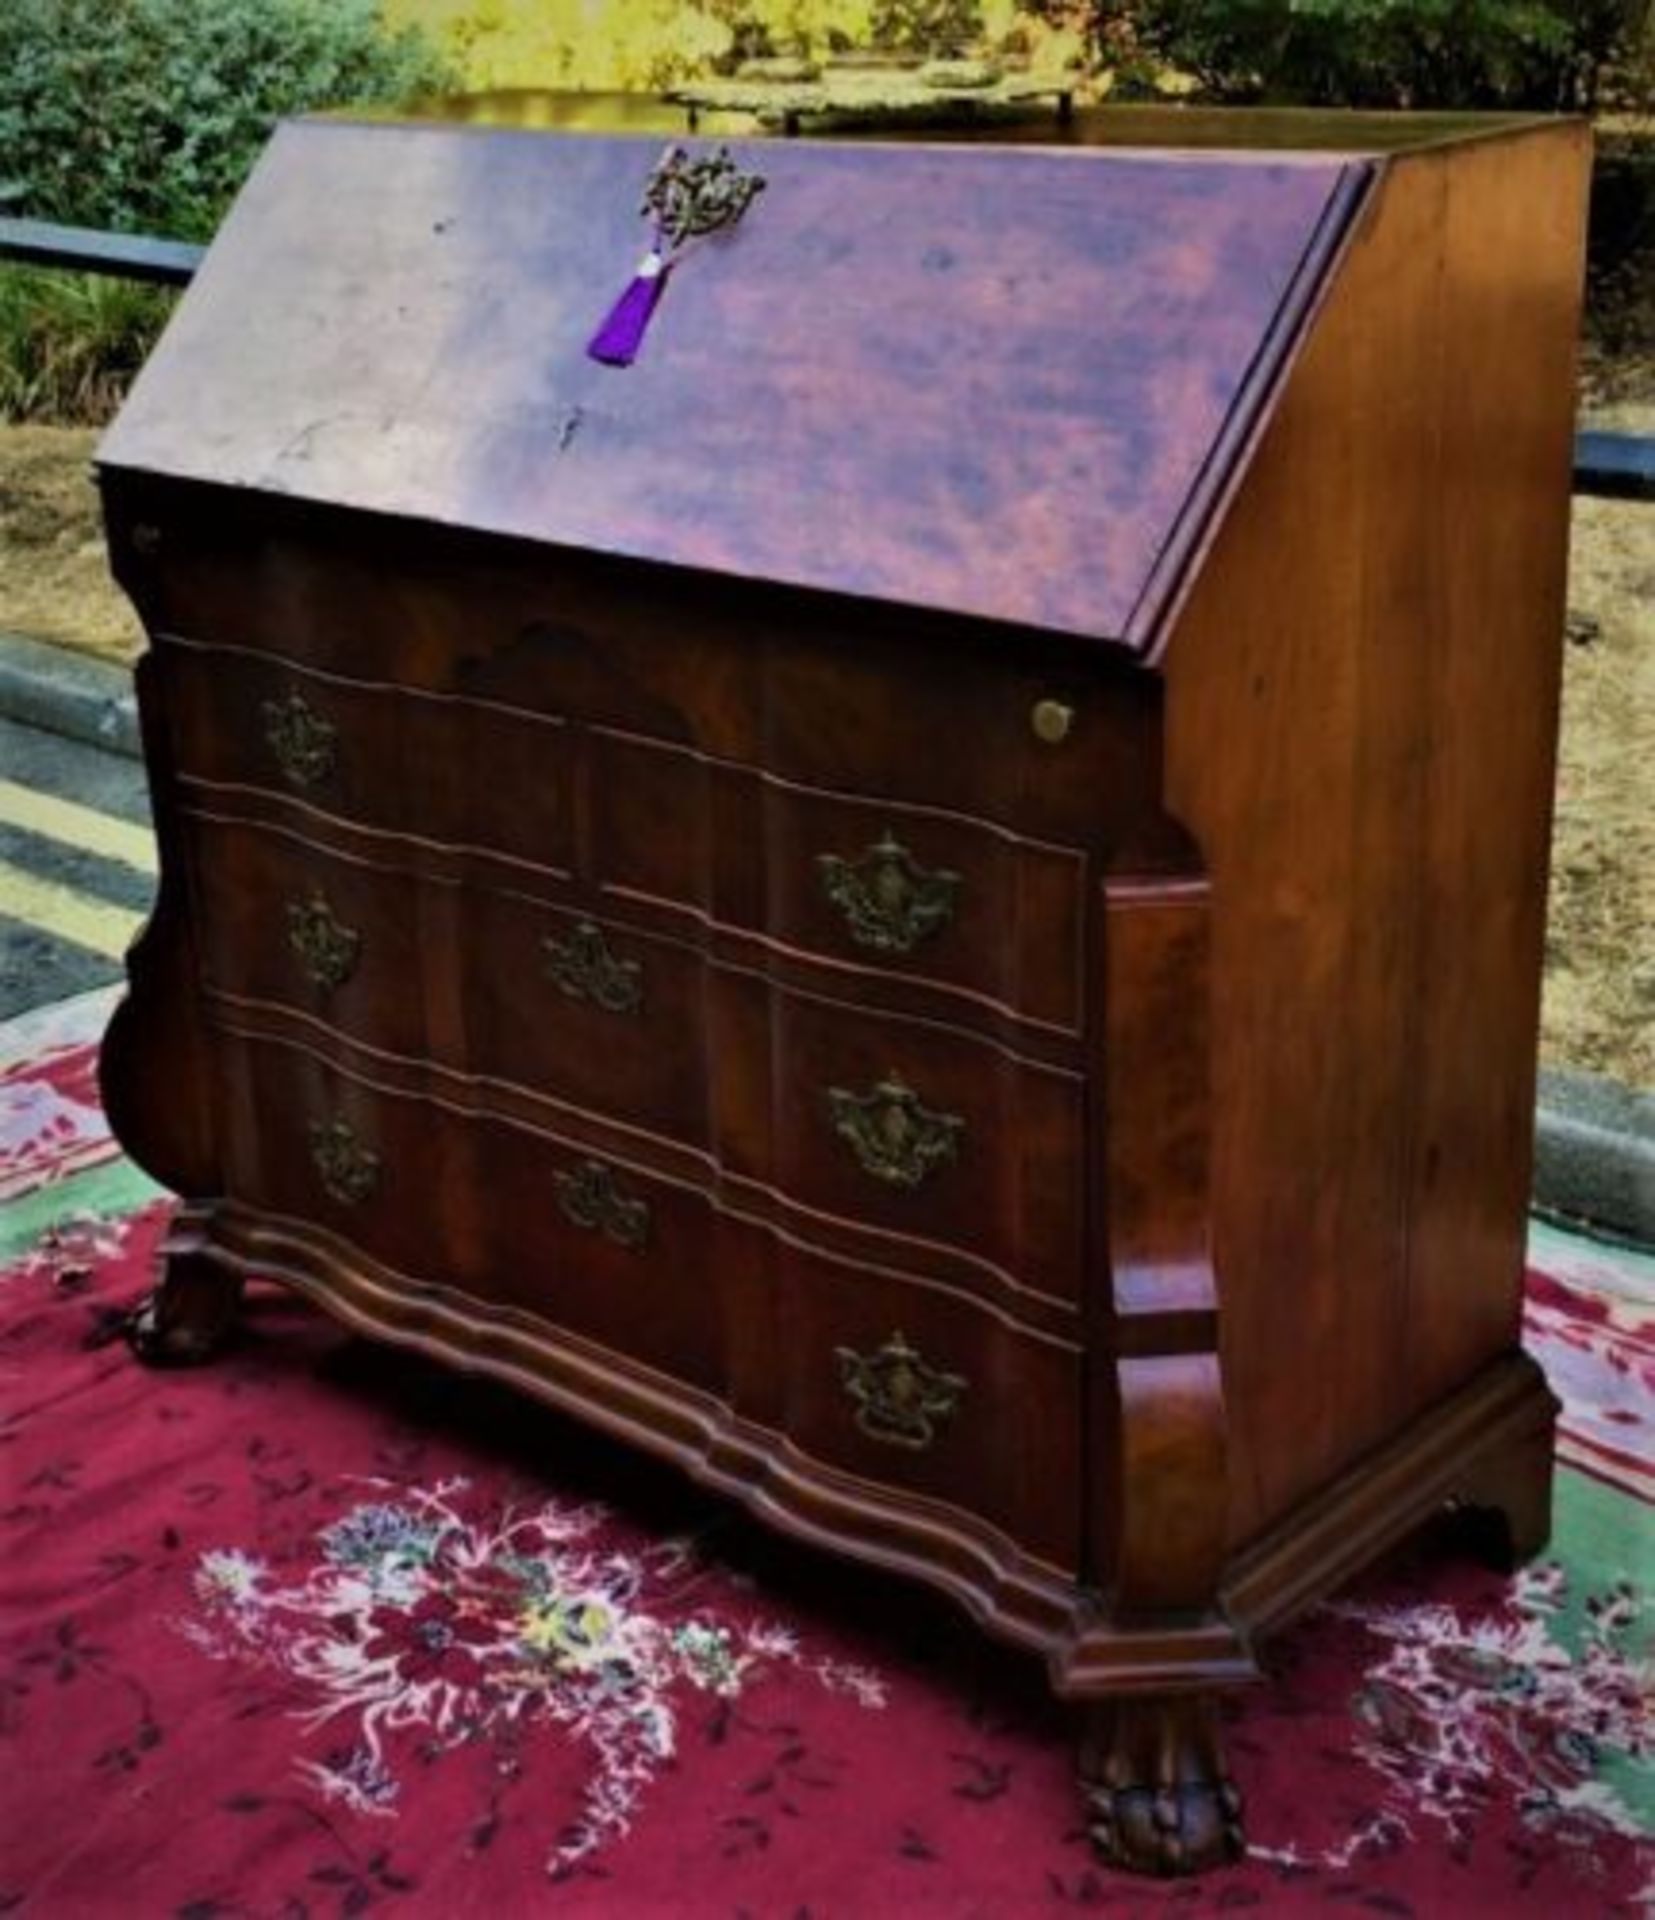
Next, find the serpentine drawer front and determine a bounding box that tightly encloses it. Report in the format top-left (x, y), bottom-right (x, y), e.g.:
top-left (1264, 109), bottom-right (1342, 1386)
top-left (98, 114), bottom-right (1586, 1879)
top-left (209, 1026), bottom-right (725, 1394)
top-left (158, 639), bottom-right (578, 877)
top-left (587, 728), bottom-right (1091, 1033)
top-left (183, 811), bottom-right (712, 1145)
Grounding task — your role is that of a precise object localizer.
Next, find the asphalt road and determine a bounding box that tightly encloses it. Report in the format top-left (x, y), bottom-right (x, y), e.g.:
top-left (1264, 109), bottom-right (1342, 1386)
top-left (0, 714), bottom-right (155, 1020)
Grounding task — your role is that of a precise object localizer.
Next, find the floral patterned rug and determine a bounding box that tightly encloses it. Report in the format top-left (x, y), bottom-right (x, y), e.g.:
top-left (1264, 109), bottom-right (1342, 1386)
top-left (2, 989), bottom-right (1652, 1916)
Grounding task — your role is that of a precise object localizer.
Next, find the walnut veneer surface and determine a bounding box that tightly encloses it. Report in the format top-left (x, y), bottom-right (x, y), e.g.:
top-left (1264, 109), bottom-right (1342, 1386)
top-left (98, 107), bottom-right (1589, 1875)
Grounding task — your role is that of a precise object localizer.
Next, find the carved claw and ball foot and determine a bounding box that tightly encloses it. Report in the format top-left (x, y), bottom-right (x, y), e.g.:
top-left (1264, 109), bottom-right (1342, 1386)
top-left (1079, 1693), bottom-right (1244, 1876)
top-left (127, 1244), bottom-right (243, 1367)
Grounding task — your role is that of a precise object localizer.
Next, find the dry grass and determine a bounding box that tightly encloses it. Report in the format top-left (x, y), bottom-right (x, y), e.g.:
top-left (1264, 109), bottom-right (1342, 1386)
top-left (0, 425), bottom-right (142, 657)
top-left (1548, 493), bottom-right (1655, 1089)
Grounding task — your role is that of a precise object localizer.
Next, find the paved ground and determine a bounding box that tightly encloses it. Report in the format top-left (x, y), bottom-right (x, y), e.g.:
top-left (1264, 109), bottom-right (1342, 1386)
top-left (0, 714), bottom-right (154, 1019)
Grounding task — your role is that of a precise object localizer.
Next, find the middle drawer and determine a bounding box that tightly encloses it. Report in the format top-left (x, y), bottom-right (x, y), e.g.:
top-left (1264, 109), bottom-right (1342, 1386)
top-left (184, 810), bottom-right (711, 1149)
top-left (185, 811), bottom-right (1086, 1309)
top-left (159, 638), bottom-right (1088, 1039)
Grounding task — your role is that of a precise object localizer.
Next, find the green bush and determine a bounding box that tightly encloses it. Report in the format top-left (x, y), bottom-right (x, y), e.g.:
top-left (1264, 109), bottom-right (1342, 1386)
top-left (1065, 0), bottom-right (1644, 111)
top-left (0, 0), bottom-right (455, 422)
top-left (869, 0), bottom-right (986, 55)
top-left (0, 0), bottom-right (457, 240)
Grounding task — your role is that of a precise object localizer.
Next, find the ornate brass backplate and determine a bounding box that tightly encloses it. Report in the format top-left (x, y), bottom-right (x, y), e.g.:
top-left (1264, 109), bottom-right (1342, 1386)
top-left (825, 1073), bottom-right (964, 1190)
top-left (262, 689), bottom-right (337, 789)
top-left (542, 920), bottom-right (643, 1015)
top-left (286, 889), bottom-right (361, 991)
top-left (817, 832), bottom-right (960, 955)
top-left (835, 1331), bottom-right (967, 1450)
top-left (643, 145), bottom-right (766, 250)
top-left (308, 1116), bottom-right (380, 1205)
top-left (555, 1157), bottom-right (651, 1249)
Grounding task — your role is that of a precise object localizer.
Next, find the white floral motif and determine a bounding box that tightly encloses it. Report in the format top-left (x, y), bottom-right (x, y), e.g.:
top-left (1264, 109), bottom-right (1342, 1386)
top-left (195, 1548), bottom-right (268, 1602)
top-left (183, 1478), bottom-right (886, 1873)
top-left (1256, 1562), bottom-right (1654, 1897)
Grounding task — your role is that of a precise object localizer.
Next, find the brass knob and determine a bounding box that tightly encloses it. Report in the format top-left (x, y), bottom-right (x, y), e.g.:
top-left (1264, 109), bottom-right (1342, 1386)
top-left (1031, 698), bottom-right (1074, 746)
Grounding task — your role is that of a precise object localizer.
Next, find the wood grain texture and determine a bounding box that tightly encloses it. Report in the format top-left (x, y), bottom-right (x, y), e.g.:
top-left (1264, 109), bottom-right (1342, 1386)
top-left (98, 123), bottom-right (1364, 652)
top-left (1094, 875), bottom-right (1229, 1616)
top-left (98, 111), bottom-right (1586, 1878)
top-left (1160, 122), bottom-right (1590, 1544)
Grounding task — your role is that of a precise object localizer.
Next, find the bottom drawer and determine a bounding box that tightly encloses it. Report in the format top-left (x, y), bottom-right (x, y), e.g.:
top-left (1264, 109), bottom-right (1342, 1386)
top-left (212, 1027), bottom-right (723, 1392)
top-left (732, 1241), bottom-right (1084, 1573)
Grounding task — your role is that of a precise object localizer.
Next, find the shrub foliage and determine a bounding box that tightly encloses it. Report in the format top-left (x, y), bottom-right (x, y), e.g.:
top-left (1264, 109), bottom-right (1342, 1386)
top-left (0, 0), bottom-right (456, 239)
top-left (1062, 0), bottom-right (1646, 112)
top-left (0, 0), bottom-right (454, 421)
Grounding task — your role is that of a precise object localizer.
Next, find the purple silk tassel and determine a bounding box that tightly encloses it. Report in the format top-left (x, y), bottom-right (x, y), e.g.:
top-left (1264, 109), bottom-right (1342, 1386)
top-left (587, 252), bottom-right (670, 367)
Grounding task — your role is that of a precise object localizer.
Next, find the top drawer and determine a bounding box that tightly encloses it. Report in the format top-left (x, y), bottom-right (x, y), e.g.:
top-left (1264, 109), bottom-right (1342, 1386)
top-left (114, 486), bottom-right (1166, 849)
top-left (156, 639), bottom-right (577, 878)
top-left (155, 639), bottom-right (1090, 1035)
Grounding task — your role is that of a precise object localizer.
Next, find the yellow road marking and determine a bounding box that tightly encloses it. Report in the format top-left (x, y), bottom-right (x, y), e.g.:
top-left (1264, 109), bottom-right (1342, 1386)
top-left (0, 779), bottom-right (157, 873)
top-left (0, 859), bottom-right (145, 961)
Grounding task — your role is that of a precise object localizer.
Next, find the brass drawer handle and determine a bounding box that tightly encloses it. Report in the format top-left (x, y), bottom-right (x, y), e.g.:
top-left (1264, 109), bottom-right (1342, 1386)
top-left (817, 832), bottom-right (960, 955)
top-left (308, 1116), bottom-right (380, 1205)
top-left (836, 1331), bottom-right (967, 1451)
top-left (286, 889), bottom-right (360, 990)
top-left (263, 688), bottom-right (337, 788)
top-left (542, 919), bottom-right (643, 1015)
top-left (825, 1073), bottom-right (964, 1190)
top-left (555, 1157), bottom-right (651, 1249)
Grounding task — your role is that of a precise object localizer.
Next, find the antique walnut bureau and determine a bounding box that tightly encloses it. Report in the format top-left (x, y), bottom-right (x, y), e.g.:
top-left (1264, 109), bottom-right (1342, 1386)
top-left (97, 106), bottom-right (1588, 1874)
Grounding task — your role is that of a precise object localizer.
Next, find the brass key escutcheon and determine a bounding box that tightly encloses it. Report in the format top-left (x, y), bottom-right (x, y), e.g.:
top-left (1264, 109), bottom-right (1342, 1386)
top-left (542, 920), bottom-right (643, 1015)
top-left (825, 1073), bottom-right (964, 1190)
top-left (817, 832), bottom-right (960, 955)
top-left (286, 889), bottom-right (360, 990)
top-left (836, 1331), bottom-right (966, 1450)
top-left (308, 1115), bottom-right (380, 1205)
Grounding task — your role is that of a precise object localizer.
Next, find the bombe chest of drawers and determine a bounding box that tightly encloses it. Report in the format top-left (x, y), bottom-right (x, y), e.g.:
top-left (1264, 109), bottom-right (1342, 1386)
top-left (98, 107), bottom-right (1588, 1874)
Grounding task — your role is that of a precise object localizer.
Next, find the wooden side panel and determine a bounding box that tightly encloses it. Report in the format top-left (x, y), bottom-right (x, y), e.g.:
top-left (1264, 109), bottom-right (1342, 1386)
top-left (97, 652), bottom-right (225, 1201)
top-left (1402, 129), bottom-right (1589, 1408)
top-left (1160, 124), bottom-right (1589, 1545)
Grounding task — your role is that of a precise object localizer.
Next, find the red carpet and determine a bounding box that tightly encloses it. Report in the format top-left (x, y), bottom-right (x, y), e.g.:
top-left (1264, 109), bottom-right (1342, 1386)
top-left (2, 991), bottom-right (1652, 1916)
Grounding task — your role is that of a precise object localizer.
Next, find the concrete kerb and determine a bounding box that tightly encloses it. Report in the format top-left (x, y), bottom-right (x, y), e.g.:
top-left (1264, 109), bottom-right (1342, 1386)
top-left (1533, 1069), bottom-right (1655, 1251)
top-left (0, 630), bottom-right (138, 758)
top-left (0, 628), bottom-right (1649, 1248)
